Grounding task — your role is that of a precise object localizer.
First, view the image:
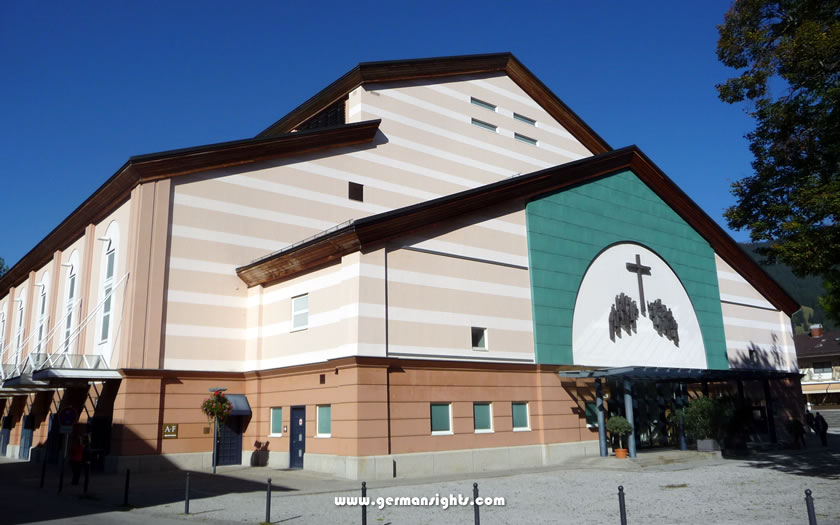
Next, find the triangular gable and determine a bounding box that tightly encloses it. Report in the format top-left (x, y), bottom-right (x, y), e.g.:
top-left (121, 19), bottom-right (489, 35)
top-left (255, 53), bottom-right (611, 156)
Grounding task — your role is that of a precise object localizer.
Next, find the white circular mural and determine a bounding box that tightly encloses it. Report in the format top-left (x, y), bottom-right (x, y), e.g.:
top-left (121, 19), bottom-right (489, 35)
top-left (572, 243), bottom-right (707, 369)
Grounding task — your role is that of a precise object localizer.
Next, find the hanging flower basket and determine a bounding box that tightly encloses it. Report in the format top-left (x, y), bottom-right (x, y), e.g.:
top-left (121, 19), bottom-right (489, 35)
top-left (201, 390), bottom-right (233, 422)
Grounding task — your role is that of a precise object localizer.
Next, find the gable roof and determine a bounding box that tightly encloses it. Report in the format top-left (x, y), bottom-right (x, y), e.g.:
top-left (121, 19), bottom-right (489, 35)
top-left (0, 120), bottom-right (381, 294)
top-left (256, 52), bottom-right (612, 155)
top-left (236, 146), bottom-right (799, 316)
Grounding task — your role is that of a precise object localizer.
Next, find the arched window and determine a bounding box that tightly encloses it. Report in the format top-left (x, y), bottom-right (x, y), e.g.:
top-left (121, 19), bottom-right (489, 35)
top-left (14, 289), bottom-right (26, 368)
top-left (62, 252), bottom-right (79, 353)
top-left (34, 272), bottom-right (50, 353)
top-left (99, 223), bottom-right (119, 345)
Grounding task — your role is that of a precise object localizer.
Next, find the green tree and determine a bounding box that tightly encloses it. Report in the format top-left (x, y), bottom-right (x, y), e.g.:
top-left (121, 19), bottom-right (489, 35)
top-left (716, 0), bottom-right (840, 323)
top-left (0, 257), bottom-right (7, 277)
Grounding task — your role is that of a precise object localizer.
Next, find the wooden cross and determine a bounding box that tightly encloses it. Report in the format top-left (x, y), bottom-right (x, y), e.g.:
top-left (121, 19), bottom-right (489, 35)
top-left (626, 254), bottom-right (652, 316)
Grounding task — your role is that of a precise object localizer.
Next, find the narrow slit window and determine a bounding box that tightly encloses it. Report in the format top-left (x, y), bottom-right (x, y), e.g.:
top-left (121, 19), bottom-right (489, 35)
top-left (470, 97), bottom-right (496, 112)
top-left (471, 327), bottom-right (487, 350)
top-left (515, 133), bottom-right (538, 146)
top-left (348, 182), bottom-right (364, 202)
top-left (317, 405), bottom-right (331, 437)
top-left (291, 294), bottom-right (309, 331)
top-left (471, 118), bottom-right (497, 133)
top-left (513, 113), bottom-right (536, 126)
top-left (270, 407), bottom-right (283, 436)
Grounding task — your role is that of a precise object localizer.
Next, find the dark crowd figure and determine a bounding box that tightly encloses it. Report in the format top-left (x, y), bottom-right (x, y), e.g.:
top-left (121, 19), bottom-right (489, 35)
top-left (805, 410), bottom-right (815, 433)
top-left (790, 419), bottom-right (806, 448)
top-left (814, 412), bottom-right (829, 447)
top-left (70, 436), bottom-right (85, 485)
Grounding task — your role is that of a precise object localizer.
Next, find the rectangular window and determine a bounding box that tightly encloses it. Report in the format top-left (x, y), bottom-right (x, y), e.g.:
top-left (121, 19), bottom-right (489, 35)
top-left (100, 286), bottom-right (112, 342)
top-left (430, 403), bottom-right (452, 434)
top-left (470, 97), bottom-right (496, 112)
top-left (471, 327), bottom-right (487, 350)
top-left (471, 118), bottom-right (497, 133)
top-left (348, 181), bottom-right (364, 202)
top-left (270, 407), bottom-right (283, 436)
top-left (291, 294), bottom-right (309, 331)
top-left (316, 405), bottom-right (331, 437)
top-left (513, 113), bottom-right (536, 126)
top-left (512, 402), bottom-right (530, 431)
top-left (813, 361), bottom-right (832, 374)
top-left (473, 402), bottom-right (493, 433)
top-left (514, 133), bottom-right (538, 146)
top-left (106, 250), bottom-right (115, 280)
top-left (585, 402), bottom-right (599, 428)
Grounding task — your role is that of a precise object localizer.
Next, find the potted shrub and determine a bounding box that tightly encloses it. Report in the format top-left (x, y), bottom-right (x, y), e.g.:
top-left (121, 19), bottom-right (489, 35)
top-left (606, 415), bottom-right (633, 458)
top-left (683, 397), bottom-right (729, 451)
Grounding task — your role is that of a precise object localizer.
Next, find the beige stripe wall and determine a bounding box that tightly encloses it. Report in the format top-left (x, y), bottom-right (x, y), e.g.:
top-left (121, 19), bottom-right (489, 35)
top-left (715, 255), bottom-right (796, 371)
top-left (164, 72), bottom-right (589, 372)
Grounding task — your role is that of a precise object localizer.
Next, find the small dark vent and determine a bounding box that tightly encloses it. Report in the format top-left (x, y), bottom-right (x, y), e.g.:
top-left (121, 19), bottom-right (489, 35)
top-left (349, 182), bottom-right (364, 202)
top-left (298, 98), bottom-right (346, 131)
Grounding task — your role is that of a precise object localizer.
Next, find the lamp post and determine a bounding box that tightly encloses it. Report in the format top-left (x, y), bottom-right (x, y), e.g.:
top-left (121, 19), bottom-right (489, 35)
top-left (209, 387), bottom-right (227, 474)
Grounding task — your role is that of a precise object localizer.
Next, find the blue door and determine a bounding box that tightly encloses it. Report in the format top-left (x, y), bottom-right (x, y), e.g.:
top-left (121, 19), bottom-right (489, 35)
top-left (0, 416), bottom-right (11, 457)
top-left (18, 415), bottom-right (34, 460)
top-left (289, 406), bottom-right (305, 469)
top-left (215, 416), bottom-right (242, 466)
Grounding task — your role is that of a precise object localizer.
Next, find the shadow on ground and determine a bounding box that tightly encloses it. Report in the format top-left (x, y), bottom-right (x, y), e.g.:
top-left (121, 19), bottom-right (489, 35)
top-left (0, 458), bottom-right (297, 524)
top-left (724, 433), bottom-right (840, 480)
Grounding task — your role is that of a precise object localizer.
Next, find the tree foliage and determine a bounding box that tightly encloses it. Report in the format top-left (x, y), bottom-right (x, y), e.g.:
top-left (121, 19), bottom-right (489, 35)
top-left (716, 0), bottom-right (840, 322)
top-left (0, 257), bottom-right (7, 277)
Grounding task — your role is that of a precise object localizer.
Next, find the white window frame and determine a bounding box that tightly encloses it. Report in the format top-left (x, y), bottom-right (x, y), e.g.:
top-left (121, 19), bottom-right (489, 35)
top-left (471, 327), bottom-right (488, 351)
top-left (34, 275), bottom-right (49, 353)
top-left (98, 223), bottom-right (119, 347)
top-left (0, 309), bottom-right (6, 357)
top-left (470, 97), bottom-right (497, 112)
top-left (513, 112), bottom-right (537, 126)
top-left (14, 291), bottom-right (26, 368)
top-left (316, 404), bottom-right (331, 438)
top-left (514, 133), bottom-right (538, 146)
top-left (291, 294), bottom-right (309, 332)
top-left (62, 254), bottom-right (79, 353)
top-left (473, 402), bottom-right (494, 434)
top-left (269, 407), bottom-right (283, 437)
top-left (512, 401), bottom-right (531, 432)
top-left (430, 402), bottom-right (453, 436)
top-left (471, 118), bottom-right (498, 133)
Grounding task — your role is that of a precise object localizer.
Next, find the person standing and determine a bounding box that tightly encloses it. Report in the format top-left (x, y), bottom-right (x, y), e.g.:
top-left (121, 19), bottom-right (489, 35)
top-left (805, 410), bottom-right (816, 434)
top-left (814, 412), bottom-right (829, 447)
top-left (70, 436), bottom-right (84, 485)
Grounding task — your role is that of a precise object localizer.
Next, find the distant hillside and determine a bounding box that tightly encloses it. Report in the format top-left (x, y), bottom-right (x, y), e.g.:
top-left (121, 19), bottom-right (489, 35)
top-left (740, 242), bottom-right (836, 333)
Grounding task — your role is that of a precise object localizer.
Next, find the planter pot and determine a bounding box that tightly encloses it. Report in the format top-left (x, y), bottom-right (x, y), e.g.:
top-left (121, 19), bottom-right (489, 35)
top-left (615, 448), bottom-right (628, 459)
top-left (697, 439), bottom-right (721, 452)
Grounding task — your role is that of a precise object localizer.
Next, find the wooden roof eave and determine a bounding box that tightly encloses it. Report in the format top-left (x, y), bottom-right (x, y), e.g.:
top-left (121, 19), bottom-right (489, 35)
top-left (236, 146), bottom-right (799, 316)
top-left (0, 120), bottom-right (381, 295)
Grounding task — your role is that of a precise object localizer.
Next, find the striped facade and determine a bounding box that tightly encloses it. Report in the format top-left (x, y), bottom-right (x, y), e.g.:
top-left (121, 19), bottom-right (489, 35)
top-left (0, 54), bottom-right (803, 477)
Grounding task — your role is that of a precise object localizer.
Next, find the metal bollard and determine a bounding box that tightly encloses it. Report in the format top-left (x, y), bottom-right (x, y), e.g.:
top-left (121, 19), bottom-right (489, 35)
top-left (618, 485), bottom-right (627, 525)
top-left (185, 472), bottom-right (190, 515)
top-left (40, 458), bottom-right (47, 489)
top-left (473, 482), bottom-right (480, 525)
top-left (123, 469), bottom-right (130, 506)
top-left (265, 478), bottom-right (272, 524)
top-left (361, 481), bottom-right (367, 525)
top-left (83, 462), bottom-right (90, 494)
top-left (805, 489), bottom-right (817, 525)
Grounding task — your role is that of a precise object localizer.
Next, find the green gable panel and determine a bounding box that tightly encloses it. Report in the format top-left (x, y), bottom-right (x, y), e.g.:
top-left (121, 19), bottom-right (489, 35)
top-left (526, 170), bottom-right (729, 369)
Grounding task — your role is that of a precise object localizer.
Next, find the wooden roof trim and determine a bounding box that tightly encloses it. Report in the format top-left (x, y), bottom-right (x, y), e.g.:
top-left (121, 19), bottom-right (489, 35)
top-left (255, 53), bottom-right (611, 154)
top-left (0, 120), bottom-right (381, 294)
top-left (238, 146), bottom-right (798, 315)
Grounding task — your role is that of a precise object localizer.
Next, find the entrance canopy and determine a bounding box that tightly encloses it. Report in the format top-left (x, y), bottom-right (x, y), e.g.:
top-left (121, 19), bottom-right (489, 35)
top-left (558, 366), bottom-right (801, 383)
top-left (227, 394), bottom-right (251, 416)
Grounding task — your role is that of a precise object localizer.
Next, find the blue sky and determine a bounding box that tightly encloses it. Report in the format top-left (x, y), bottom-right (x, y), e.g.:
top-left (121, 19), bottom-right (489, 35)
top-left (0, 1), bottom-right (754, 268)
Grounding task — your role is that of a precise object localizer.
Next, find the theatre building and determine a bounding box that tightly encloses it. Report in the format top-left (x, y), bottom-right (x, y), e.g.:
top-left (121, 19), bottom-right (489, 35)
top-left (0, 53), bottom-right (803, 479)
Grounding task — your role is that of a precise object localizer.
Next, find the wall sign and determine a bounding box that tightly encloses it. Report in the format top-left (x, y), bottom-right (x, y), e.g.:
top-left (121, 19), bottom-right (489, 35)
top-left (162, 424), bottom-right (179, 439)
top-left (572, 243), bottom-right (706, 369)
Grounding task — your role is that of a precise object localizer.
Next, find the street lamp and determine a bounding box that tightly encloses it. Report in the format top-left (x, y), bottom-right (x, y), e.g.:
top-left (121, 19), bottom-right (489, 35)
top-left (209, 387), bottom-right (227, 474)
